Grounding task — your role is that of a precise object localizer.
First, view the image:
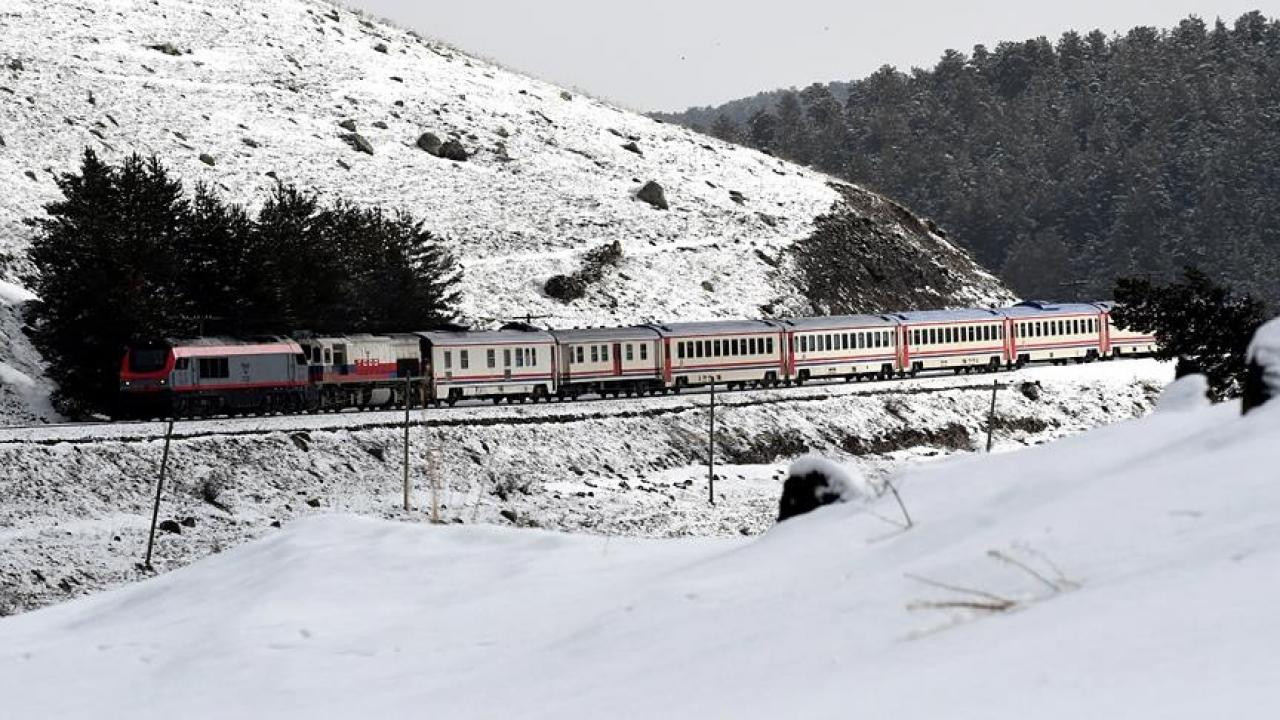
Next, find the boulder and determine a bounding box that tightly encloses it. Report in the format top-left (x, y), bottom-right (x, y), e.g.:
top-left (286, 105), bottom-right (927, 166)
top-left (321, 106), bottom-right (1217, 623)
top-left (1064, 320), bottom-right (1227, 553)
top-left (777, 456), bottom-right (859, 522)
top-left (621, 141), bottom-right (642, 155)
top-left (157, 519), bottom-right (181, 534)
top-left (729, 189), bottom-right (746, 205)
top-left (372, 120), bottom-right (388, 129)
top-left (341, 132), bottom-right (374, 155)
top-left (146, 42), bottom-right (182, 56)
top-left (1155, 374), bottom-right (1210, 413)
top-left (438, 139), bottom-right (468, 161)
top-left (338, 118), bottom-right (357, 132)
top-left (374, 42), bottom-right (388, 54)
top-left (636, 180), bottom-right (668, 210)
top-left (198, 153), bottom-right (216, 166)
top-left (416, 132), bottom-right (442, 155)
top-left (1244, 316), bottom-right (1280, 414)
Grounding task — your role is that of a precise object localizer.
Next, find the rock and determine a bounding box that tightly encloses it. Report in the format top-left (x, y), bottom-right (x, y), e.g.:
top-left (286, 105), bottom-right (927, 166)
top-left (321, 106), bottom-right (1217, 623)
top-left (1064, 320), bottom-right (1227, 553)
top-left (241, 137), bottom-right (259, 148)
top-left (777, 456), bottom-right (859, 523)
top-left (394, 100), bottom-right (404, 107)
top-left (0, 134), bottom-right (6, 147)
top-left (306, 498), bottom-right (321, 508)
top-left (340, 132), bottom-right (374, 155)
top-left (198, 153), bottom-right (216, 166)
top-left (560, 90), bottom-right (573, 101)
top-left (7, 58), bottom-right (23, 72)
top-left (1244, 316), bottom-right (1280, 414)
top-left (1018, 381), bottom-right (1042, 401)
top-left (729, 190), bottom-right (746, 204)
top-left (389, 76), bottom-right (403, 83)
top-left (496, 127), bottom-right (509, 138)
top-left (499, 509), bottom-right (518, 523)
top-left (1155, 374), bottom-right (1210, 414)
top-left (544, 274), bottom-right (586, 302)
top-left (270, 520), bottom-right (282, 528)
top-left (701, 281), bottom-right (715, 292)
top-left (336, 158), bottom-right (351, 170)
top-left (24, 170), bottom-right (37, 181)
top-left (146, 42), bottom-right (183, 56)
top-left (437, 139), bottom-right (468, 161)
top-left (372, 120), bottom-right (388, 129)
top-left (338, 118), bottom-right (357, 131)
top-left (621, 141), bottom-right (642, 155)
top-left (365, 446), bottom-right (386, 462)
top-left (158, 519), bottom-right (182, 534)
top-left (374, 42), bottom-right (388, 53)
top-left (416, 132), bottom-right (442, 155)
top-left (179, 516), bottom-right (196, 528)
top-left (265, 170), bottom-right (278, 180)
top-left (635, 181), bottom-right (668, 210)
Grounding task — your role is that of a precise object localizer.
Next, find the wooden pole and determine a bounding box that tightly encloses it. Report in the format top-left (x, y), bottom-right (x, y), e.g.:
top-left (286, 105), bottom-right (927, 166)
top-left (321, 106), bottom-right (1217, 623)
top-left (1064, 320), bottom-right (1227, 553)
top-left (429, 448), bottom-right (441, 524)
top-left (986, 380), bottom-right (1000, 453)
top-left (143, 419), bottom-right (175, 570)
top-left (403, 377), bottom-right (411, 512)
top-left (708, 379), bottom-right (716, 506)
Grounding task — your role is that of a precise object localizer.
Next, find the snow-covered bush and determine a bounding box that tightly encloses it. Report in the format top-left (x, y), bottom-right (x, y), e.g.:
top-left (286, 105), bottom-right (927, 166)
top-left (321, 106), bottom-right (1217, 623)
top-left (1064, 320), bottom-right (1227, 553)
top-left (1244, 317), bottom-right (1280, 414)
top-left (777, 455), bottom-right (863, 522)
top-left (1154, 374), bottom-right (1210, 413)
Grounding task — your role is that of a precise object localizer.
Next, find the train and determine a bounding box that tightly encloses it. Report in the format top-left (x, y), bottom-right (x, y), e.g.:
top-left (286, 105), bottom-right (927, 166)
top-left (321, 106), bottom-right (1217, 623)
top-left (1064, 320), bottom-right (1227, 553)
top-left (118, 301), bottom-right (1157, 418)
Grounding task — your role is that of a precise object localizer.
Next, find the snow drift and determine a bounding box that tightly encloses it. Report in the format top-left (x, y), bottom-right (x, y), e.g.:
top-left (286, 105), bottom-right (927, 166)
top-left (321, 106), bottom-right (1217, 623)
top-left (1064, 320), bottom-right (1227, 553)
top-left (1, 365), bottom-right (1272, 718)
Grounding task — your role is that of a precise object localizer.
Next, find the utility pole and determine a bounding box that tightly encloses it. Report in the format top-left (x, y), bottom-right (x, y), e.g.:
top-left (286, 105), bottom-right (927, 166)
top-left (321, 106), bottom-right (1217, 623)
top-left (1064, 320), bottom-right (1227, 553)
top-left (708, 379), bottom-right (716, 506)
top-left (403, 376), bottom-right (412, 511)
top-left (143, 419), bottom-right (175, 571)
top-left (986, 380), bottom-right (1001, 453)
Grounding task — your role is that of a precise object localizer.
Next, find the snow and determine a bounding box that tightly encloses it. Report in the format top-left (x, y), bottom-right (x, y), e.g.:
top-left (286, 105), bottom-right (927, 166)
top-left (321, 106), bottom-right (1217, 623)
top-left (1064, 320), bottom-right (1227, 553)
top-left (0, 359), bottom-right (1171, 616)
top-left (0, 369), bottom-right (1274, 718)
top-left (1153, 373), bottom-right (1209, 413)
top-left (0, 279), bottom-right (36, 306)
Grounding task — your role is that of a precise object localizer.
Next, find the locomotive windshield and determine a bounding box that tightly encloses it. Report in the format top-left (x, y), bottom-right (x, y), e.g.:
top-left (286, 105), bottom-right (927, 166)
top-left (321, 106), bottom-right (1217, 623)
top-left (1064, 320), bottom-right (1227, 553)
top-left (128, 348), bottom-right (169, 373)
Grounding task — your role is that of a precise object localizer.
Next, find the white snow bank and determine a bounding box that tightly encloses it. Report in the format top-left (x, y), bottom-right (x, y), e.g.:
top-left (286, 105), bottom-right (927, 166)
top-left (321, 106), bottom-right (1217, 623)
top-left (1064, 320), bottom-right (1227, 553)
top-left (0, 280), bottom-right (35, 306)
top-left (1154, 373), bottom-right (1209, 413)
top-left (3, 379), bottom-right (1271, 719)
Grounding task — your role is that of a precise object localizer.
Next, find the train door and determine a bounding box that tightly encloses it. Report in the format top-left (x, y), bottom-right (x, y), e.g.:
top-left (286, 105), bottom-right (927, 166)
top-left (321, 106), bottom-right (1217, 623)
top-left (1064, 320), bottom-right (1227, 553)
top-left (662, 339), bottom-right (673, 384)
top-left (896, 325), bottom-right (910, 371)
top-left (612, 343), bottom-right (623, 377)
top-left (1099, 312), bottom-right (1113, 355)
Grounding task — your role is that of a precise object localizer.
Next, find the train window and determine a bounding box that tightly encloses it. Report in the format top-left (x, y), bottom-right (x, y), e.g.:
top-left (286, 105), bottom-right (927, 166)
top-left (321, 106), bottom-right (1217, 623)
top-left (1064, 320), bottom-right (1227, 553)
top-left (677, 342), bottom-right (686, 359)
top-left (175, 358), bottom-right (190, 371)
top-left (310, 347), bottom-right (321, 364)
top-left (516, 348), bottom-right (525, 368)
top-left (766, 338), bottom-right (774, 354)
top-left (460, 350), bottom-right (469, 370)
top-left (626, 344), bottom-right (634, 361)
top-left (711, 340), bottom-right (719, 356)
top-left (504, 349), bottom-right (512, 367)
top-left (729, 339), bottom-right (737, 355)
top-left (574, 347), bottom-right (583, 364)
top-left (693, 342), bottom-right (702, 359)
top-left (602, 345), bottom-right (609, 362)
top-left (444, 351), bottom-right (452, 370)
top-left (887, 331), bottom-right (894, 347)
top-left (591, 346), bottom-right (599, 363)
top-left (823, 335), bottom-right (830, 351)
top-left (197, 357), bottom-right (229, 379)
top-left (530, 348), bottom-right (537, 365)
top-left (488, 349), bottom-right (496, 368)
top-left (748, 338), bottom-right (756, 354)
top-left (640, 344), bottom-right (648, 360)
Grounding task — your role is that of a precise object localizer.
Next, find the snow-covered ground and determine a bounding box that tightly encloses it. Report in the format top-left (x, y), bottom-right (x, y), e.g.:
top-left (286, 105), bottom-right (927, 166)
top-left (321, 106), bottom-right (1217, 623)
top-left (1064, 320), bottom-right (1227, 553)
top-left (0, 364), bottom-right (1272, 718)
top-left (0, 359), bottom-right (1170, 614)
top-left (0, 0), bottom-right (1011, 423)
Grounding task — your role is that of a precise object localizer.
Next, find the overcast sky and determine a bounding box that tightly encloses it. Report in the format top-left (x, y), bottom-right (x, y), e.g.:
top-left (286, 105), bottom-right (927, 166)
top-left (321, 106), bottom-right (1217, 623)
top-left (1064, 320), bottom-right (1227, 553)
top-left (347, 1), bottom-right (1279, 111)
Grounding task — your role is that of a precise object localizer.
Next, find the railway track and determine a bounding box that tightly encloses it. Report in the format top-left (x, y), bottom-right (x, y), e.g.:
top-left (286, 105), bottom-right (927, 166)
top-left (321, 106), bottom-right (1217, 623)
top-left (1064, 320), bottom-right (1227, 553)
top-left (0, 361), bottom-right (1159, 446)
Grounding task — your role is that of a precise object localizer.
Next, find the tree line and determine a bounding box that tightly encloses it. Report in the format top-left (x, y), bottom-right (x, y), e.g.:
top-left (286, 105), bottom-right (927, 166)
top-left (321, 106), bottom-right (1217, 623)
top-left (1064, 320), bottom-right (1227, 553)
top-left (24, 150), bottom-right (461, 416)
top-left (662, 12), bottom-right (1280, 310)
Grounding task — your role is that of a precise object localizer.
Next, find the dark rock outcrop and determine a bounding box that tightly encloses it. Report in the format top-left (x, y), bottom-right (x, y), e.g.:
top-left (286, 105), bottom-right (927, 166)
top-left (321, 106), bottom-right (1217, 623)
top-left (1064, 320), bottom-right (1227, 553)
top-left (636, 181), bottom-right (668, 210)
top-left (341, 133), bottom-right (374, 155)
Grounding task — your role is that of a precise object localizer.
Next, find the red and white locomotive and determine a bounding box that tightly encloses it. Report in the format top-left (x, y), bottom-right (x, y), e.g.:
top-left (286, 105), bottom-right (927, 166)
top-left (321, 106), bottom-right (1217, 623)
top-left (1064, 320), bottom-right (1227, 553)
top-left (119, 301), bottom-right (1157, 417)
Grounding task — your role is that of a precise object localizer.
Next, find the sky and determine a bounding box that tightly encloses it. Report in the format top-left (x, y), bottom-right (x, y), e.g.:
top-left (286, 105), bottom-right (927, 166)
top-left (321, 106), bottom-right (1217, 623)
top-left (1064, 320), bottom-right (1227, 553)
top-left (346, 1), bottom-right (1279, 111)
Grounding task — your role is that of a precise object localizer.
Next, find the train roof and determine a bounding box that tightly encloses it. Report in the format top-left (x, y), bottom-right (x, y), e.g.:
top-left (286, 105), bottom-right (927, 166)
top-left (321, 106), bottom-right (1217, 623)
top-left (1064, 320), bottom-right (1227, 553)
top-left (1000, 301), bottom-right (1104, 317)
top-left (887, 308), bottom-right (1005, 324)
top-left (415, 329), bottom-right (555, 345)
top-left (644, 319), bottom-right (781, 336)
top-left (165, 337), bottom-right (302, 357)
top-left (548, 326), bottom-right (661, 343)
top-left (776, 314), bottom-right (898, 331)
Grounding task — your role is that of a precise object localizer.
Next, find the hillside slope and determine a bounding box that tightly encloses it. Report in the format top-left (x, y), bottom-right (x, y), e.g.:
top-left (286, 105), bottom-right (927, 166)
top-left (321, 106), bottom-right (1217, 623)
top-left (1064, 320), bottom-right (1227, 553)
top-left (0, 382), bottom-right (1272, 717)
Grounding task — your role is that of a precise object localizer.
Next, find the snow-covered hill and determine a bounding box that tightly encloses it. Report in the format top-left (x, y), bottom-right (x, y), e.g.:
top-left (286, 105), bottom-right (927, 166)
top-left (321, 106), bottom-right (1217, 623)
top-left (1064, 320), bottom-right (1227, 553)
top-left (0, 359), bottom-right (1169, 615)
top-left (0, 375), bottom-right (1272, 718)
top-left (0, 0), bottom-right (1010, 419)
